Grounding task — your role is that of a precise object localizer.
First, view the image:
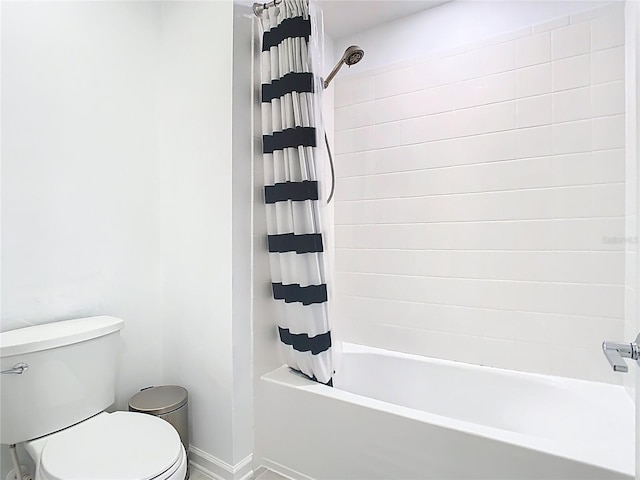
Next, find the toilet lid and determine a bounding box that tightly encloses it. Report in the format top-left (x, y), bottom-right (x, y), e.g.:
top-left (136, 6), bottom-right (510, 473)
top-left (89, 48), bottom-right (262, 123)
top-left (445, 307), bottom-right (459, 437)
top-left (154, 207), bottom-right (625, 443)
top-left (40, 412), bottom-right (183, 480)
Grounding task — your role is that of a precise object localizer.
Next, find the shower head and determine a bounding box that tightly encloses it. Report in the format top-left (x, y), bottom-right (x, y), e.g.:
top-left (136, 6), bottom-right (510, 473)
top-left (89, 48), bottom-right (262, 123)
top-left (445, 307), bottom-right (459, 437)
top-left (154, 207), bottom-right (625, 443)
top-left (343, 45), bottom-right (365, 66)
top-left (323, 45), bottom-right (365, 89)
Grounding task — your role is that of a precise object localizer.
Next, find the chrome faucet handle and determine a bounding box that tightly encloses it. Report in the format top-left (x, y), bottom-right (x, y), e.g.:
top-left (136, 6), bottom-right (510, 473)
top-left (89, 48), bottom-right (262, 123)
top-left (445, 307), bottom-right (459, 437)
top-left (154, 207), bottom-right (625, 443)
top-left (602, 335), bottom-right (640, 373)
top-left (1, 362), bottom-right (28, 374)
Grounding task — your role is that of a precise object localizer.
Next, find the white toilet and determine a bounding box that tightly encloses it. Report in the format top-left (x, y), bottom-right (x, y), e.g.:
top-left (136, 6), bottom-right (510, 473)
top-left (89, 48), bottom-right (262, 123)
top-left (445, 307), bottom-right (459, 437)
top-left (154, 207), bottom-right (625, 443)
top-left (0, 316), bottom-right (187, 480)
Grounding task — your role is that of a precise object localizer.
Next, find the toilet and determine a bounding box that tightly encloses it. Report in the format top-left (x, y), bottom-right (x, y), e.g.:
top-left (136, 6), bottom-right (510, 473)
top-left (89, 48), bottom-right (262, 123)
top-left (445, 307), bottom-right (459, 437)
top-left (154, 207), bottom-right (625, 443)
top-left (0, 316), bottom-right (187, 480)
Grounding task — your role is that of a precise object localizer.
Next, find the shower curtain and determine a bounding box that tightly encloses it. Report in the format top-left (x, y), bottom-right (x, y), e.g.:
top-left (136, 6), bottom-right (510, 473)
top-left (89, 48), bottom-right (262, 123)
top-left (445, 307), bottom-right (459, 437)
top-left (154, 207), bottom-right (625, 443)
top-left (259, 0), bottom-right (332, 384)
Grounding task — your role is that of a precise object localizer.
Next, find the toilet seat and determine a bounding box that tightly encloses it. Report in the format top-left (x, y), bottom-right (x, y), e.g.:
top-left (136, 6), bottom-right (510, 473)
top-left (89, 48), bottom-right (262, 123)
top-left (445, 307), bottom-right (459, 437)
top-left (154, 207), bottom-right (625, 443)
top-left (33, 412), bottom-right (184, 480)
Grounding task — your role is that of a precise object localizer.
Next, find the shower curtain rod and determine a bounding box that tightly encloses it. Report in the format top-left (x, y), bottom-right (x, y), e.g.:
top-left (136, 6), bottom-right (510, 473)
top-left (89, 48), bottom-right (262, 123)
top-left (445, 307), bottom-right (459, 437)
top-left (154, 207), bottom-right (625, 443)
top-left (253, 0), bottom-right (282, 16)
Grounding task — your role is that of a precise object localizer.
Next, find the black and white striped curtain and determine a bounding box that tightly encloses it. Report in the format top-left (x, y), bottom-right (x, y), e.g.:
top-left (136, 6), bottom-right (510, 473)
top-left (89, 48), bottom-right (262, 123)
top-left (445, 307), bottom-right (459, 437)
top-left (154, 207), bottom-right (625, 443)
top-left (260, 0), bottom-right (332, 384)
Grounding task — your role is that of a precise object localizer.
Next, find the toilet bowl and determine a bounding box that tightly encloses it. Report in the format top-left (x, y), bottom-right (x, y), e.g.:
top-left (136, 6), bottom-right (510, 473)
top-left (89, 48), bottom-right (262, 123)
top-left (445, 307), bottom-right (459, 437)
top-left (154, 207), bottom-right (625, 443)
top-left (25, 412), bottom-right (187, 480)
top-left (0, 316), bottom-right (187, 480)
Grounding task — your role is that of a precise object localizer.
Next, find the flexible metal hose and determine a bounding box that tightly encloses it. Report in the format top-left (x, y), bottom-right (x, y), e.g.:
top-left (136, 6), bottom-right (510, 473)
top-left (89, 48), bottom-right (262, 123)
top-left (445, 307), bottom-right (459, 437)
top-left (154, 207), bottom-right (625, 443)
top-left (325, 131), bottom-right (336, 204)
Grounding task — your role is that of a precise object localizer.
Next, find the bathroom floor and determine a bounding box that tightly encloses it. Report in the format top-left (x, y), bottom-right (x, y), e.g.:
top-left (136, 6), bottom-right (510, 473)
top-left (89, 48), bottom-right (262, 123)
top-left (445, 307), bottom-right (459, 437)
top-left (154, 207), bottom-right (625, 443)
top-left (190, 467), bottom-right (289, 480)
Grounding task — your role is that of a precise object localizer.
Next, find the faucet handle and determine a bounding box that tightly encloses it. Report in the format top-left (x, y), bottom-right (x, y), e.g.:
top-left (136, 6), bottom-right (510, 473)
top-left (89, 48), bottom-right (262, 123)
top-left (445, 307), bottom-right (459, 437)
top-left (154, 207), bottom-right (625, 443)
top-left (0, 362), bottom-right (28, 374)
top-left (602, 335), bottom-right (640, 373)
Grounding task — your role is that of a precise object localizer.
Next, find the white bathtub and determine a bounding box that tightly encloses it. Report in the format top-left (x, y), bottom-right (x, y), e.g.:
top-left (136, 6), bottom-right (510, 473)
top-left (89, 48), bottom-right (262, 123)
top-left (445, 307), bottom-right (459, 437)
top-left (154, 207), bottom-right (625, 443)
top-left (256, 342), bottom-right (635, 479)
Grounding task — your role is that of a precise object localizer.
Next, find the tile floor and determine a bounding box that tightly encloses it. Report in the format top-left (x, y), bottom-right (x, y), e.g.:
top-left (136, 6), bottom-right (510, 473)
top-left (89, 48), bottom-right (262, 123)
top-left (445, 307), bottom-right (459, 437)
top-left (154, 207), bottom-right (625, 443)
top-left (189, 466), bottom-right (290, 480)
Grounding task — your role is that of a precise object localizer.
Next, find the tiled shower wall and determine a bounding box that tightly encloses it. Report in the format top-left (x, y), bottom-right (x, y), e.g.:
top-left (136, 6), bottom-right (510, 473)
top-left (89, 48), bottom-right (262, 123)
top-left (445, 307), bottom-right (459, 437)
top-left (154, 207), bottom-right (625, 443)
top-left (333, 5), bottom-right (626, 384)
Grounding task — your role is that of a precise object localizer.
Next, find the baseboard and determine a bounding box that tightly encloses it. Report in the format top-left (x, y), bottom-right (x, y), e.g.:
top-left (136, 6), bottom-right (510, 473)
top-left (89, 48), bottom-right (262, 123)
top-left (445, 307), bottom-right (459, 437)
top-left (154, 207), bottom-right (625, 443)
top-left (189, 446), bottom-right (253, 480)
top-left (260, 458), bottom-right (315, 480)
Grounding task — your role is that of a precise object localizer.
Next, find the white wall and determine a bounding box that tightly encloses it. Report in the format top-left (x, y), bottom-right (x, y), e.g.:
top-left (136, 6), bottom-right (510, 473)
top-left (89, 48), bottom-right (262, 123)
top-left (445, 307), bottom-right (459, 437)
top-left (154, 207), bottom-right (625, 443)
top-left (231, 2), bottom-right (255, 471)
top-left (1, 0), bottom-right (165, 393)
top-left (332, 2), bottom-right (626, 384)
top-left (158, 1), bottom-right (253, 474)
top-left (1, 2), bottom-right (164, 476)
top-left (1, 2), bottom-right (252, 479)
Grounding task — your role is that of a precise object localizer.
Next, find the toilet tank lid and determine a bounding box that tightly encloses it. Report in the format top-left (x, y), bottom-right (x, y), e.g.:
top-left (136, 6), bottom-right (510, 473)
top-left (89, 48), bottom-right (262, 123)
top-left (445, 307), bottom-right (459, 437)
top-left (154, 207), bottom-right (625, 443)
top-left (0, 316), bottom-right (124, 358)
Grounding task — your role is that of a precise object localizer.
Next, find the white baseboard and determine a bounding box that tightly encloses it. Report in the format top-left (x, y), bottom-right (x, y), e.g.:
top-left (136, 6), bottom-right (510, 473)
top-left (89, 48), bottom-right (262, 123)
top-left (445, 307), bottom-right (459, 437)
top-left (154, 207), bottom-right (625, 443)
top-left (260, 458), bottom-right (315, 480)
top-left (189, 446), bottom-right (253, 480)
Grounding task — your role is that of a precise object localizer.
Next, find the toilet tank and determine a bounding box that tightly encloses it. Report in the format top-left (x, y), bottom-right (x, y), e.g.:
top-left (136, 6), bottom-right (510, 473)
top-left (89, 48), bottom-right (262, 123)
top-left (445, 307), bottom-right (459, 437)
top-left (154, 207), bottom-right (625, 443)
top-left (0, 316), bottom-right (125, 444)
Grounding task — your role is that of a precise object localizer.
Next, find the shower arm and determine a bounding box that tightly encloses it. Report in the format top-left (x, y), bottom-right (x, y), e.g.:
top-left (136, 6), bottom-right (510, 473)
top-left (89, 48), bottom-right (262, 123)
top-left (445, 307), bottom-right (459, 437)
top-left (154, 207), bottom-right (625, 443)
top-left (323, 62), bottom-right (345, 89)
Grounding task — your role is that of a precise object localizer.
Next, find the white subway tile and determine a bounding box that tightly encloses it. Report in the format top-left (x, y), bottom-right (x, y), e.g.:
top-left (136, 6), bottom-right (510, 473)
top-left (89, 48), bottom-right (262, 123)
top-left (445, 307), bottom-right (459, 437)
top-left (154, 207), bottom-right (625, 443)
top-left (424, 111), bottom-right (458, 142)
top-left (516, 31), bottom-right (551, 67)
top-left (411, 60), bottom-right (439, 90)
top-left (352, 75), bottom-right (376, 104)
top-left (410, 164), bottom-right (483, 196)
top-left (570, 4), bottom-right (612, 24)
top-left (483, 100), bottom-right (517, 133)
top-left (552, 217), bottom-right (625, 251)
top-left (552, 119), bottom-right (591, 154)
top-left (335, 105), bottom-right (353, 131)
top-left (351, 101), bottom-right (375, 128)
top-left (553, 283), bottom-right (624, 318)
top-left (481, 71), bottom-right (517, 104)
top-left (551, 251), bottom-right (624, 285)
top-left (510, 342), bottom-right (551, 375)
top-left (592, 114), bottom-right (625, 151)
top-left (551, 152), bottom-right (593, 186)
top-left (508, 313), bottom-right (553, 343)
top-left (592, 81), bottom-right (625, 117)
top-left (590, 183), bottom-right (625, 217)
top-left (552, 54), bottom-right (590, 91)
top-left (482, 338), bottom-right (518, 369)
top-left (591, 10), bottom-right (625, 51)
top-left (375, 69), bottom-right (402, 99)
top-left (415, 57), bottom-right (453, 89)
top-left (334, 199), bottom-right (376, 225)
top-left (374, 122), bottom-right (400, 149)
top-left (398, 117), bottom-right (424, 145)
top-left (481, 156), bottom-right (553, 191)
top-left (374, 96), bottom-right (400, 124)
top-left (334, 129), bottom-right (354, 155)
top-left (478, 130), bottom-right (518, 162)
top-left (552, 184), bottom-right (623, 219)
top-left (334, 176), bottom-right (375, 201)
top-left (374, 142), bottom-right (435, 174)
top-left (454, 106), bottom-right (484, 138)
top-left (545, 345), bottom-right (591, 381)
top-left (592, 46), bottom-right (624, 84)
top-left (401, 64), bottom-right (431, 93)
top-left (552, 86), bottom-right (591, 123)
top-left (590, 149), bottom-right (625, 183)
top-left (446, 50), bottom-right (480, 83)
top-left (404, 85), bottom-right (457, 117)
top-left (334, 77), bottom-right (352, 107)
top-left (335, 221), bottom-right (556, 251)
top-left (331, 20), bottom-right (626, 384)
top-left (551, 21), bottom-right (590, 60)
top-left (453, 76), bottom-right (486, 109)
top-left (476, 41), bottom-right (517, 77)
top-left (517, 125), bottom-right (552, 158)
top-left (351, 125), bottom-right (376, 153)
top-left (335, 151), bottom-right (376, 178)
top-left (516, 63), bottom-right (552, 98)
top-left (397, 89), bottom-right (435, 120)
top-left (460, 251), bottom-right (553, 283)
top-left (517, 94), bottom-right (552, 128)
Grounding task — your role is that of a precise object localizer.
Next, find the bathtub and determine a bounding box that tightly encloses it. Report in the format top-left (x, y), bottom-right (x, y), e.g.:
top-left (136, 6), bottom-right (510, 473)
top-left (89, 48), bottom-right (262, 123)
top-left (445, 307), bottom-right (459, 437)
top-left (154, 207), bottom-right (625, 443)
top-left (256, 342), bottom-right (635, 479)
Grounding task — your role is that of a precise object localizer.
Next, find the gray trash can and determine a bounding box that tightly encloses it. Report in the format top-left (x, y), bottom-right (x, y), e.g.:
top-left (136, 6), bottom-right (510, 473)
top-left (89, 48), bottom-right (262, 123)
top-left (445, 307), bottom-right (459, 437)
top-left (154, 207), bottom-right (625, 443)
top-left (129, 385), bottom-right (189, 478)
